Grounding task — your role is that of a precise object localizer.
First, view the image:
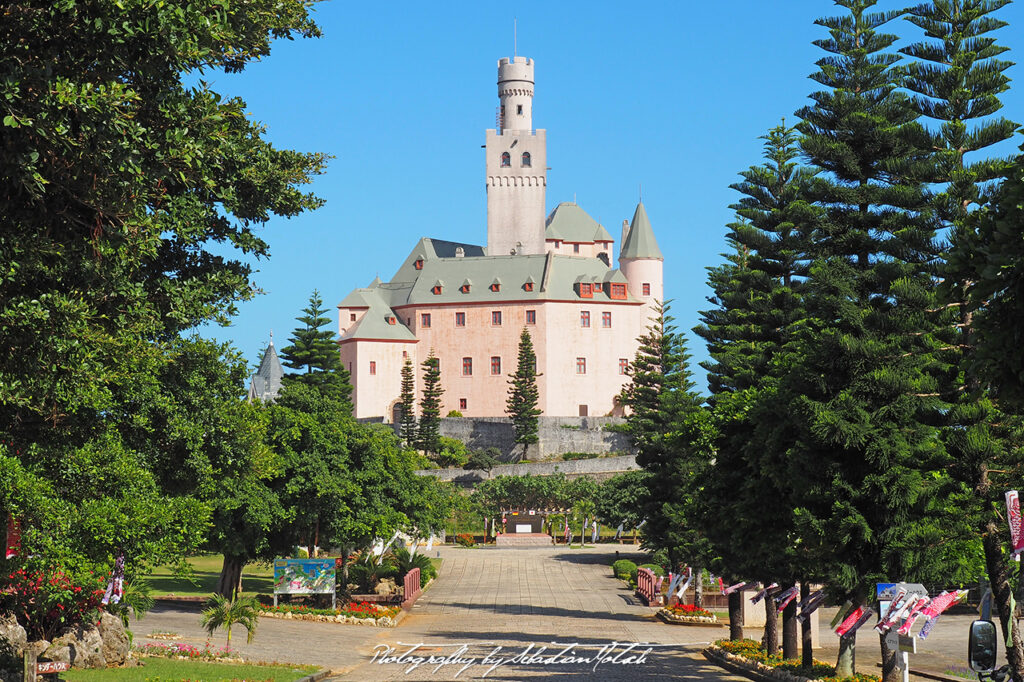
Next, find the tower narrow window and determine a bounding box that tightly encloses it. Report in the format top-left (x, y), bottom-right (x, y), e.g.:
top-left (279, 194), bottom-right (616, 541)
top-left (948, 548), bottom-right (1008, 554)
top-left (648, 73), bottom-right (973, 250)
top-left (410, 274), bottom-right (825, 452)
top-left (573, 243), bottom-right (580, 254)
top-left (421, 313), bottom-right (431, 328)
top-left (501, 152), bottom-right (511, 167)
top-left (369, 361), bottom-right (376, 375)
top-left (521, 151), bottom-right (531, 167)
top-left (517, 104), bottom-right (523, 115)
top-left (643, 282), bottom-right (651, 296)
top-left (525, 310), bottom-right (536, 325)
top-left (492, 311), bottom-right (502, 326)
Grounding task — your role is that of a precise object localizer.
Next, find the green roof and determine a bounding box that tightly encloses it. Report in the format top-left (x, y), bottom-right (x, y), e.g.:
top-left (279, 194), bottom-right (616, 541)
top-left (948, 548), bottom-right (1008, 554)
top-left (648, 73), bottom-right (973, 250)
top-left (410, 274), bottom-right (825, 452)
top-left (620, 202), bottom-right (663, 260)
top-left (339, 288), bottom-right (417, 342)
top-left (545, 203), bottom-right (614, 243)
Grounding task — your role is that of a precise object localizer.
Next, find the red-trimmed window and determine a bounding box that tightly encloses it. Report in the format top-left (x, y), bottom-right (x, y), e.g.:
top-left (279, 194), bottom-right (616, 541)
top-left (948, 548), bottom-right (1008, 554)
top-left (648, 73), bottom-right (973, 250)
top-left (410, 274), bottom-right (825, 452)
top-left (492, 311), bottom-right (502, 325)
top-left (576, 357), bottom-right (587, 375)
top-left (432, 285), bottom-right (442, 295)
top-left (421, 313), bottom-right (431, 328)
top-left (386, 316), bottom-right (396, 325)
top-left (491, 356), bottom-right (501, 375)
top-left (455, 312), bottom-right (466, 327)
top-left (573, 243), bottom-right (580, 254)
top-left (619, 358), bottom-right (629, 374)
top-left (462, 357), bottom-right (473, 376)
top-left (602, 312), bottom-right (612, 328)
top-left (524, 282), bottom-right (534, 292)
top-left (521, 151), bottom-right (531, 167)
top-left (526, 310), bottom-right (536, 325)
top-left (350, 313), bottom-right (357, 321)
top-left (490, 283), bottom-right (501, 292)
top-left (369, 361), bottom-right (376, 375)
top-left (414, 259), bottom-right (424, 270)
top-left (642, 282), bottom-right (651, 296)
top-left (459, 398), bottom-right (467, 410)
top-left (460, 284), bottom-right (471, 293)
top-left (580, 311), bottom-right (590, 328)
top-left (579, 283), bottom-right (593, 298)
top-left (501, 152), bottom-right (511, 167)
top-left (610, 283), bottom-right (627, 299)
top-left (593, 282), bottom-right (602, 292)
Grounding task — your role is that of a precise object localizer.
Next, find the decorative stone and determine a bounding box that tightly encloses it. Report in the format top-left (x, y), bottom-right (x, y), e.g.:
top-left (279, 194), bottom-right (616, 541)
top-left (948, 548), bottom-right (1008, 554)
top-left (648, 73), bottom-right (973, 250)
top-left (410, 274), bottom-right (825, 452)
top-left (0, 615), bottom-right (27, 659)
top-left (97, 612), bottom-right (130, 666)
top-left (47, 621), bottom-right (105, 669)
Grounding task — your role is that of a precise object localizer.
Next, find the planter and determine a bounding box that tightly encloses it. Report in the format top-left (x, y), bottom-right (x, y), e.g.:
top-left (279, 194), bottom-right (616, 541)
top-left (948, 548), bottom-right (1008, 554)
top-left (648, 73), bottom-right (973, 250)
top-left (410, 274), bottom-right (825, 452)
top-left (702, 645), bottom-right (841, 682)
top-left (259, 611), bottom-right (397, 627)
top-left (657, 609), bottom-right (721, 626)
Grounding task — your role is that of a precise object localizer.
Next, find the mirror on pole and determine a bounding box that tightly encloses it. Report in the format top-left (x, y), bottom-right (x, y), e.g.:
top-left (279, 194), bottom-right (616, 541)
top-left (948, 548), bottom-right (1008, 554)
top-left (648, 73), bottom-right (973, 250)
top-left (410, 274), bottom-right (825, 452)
top-left (969, 620), bottom-right (998, 673)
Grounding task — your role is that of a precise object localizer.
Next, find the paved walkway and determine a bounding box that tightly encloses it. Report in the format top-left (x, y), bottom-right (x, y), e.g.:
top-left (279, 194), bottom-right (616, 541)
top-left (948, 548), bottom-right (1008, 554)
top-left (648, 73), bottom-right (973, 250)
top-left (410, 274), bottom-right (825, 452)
top-left (135, 546), bottom-right (982, 680)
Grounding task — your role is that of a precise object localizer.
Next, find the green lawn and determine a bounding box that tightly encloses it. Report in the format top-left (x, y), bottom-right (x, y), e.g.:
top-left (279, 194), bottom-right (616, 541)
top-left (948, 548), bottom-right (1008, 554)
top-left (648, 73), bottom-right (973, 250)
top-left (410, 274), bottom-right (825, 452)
top-left (62, 658), bottom-right (316, 681)
top-left (147, 556), bottom-right (274, 598)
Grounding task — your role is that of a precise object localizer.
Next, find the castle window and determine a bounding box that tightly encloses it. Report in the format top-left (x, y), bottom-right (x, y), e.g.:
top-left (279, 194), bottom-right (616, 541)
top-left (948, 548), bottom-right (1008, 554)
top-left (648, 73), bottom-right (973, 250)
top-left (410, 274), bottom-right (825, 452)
top-left (491, 356), bottom-right (501, 375)
top-left (432, 285), bottom-right (442, 295)
top-left (501, 152), bottom-right (511, 167)
top-left (460, 398), bottom-right (467, 410)
top-left (460, 284), bottom-right (471, 293)
top-left (593, 282), bottom-right (602, 292)
top-left (576, 357), bottom-right (587, 375)
top-left (517, 104), bottom-right (523, 115)
top-left (455, 312), bottom-right (466, 327)
top-left (386, 316), bottom-right (396, 325)
top-left (414, 259), bottom-right (424, 270)
top-left (619, 358), bottom-right (629, 374)
top-left (526, 310), bottom-right (536, 325)
top-left (462, 357), bottom-right (473, 376)
top-left (643, 282), bottom-right (651, 296)
top-left (492, 311), bottom-right (502, 326)
top-left (524, 282), bottom-right (534, 292)
top-left (573, 243), bottom-right (580, 254)
top-left (521, 151), bottom-right (531, 167)
top-left (580, 311), bottom-right (590, 328)
top-left (490, 283), bottom-right (501, 292)
top-left (350, 313), bottom-right (356, 321)
top-left (579, 283), bottom-right (593, 298)
top-left (602, 312), bottom-right (612, 328)
top-left (403, 350), bottom-right (408, 358)
top-left (610, 283), bottom-right (627, 299)
top-left (421, 313), bottom-right (431, 328)
top-left (369, 361), bottom-right (376, 375)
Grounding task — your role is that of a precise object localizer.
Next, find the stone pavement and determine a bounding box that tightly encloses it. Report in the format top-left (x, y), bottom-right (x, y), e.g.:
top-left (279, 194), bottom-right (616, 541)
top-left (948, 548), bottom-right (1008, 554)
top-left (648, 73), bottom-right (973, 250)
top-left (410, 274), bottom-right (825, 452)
top-left (135, 546), bottom-right (984, 680)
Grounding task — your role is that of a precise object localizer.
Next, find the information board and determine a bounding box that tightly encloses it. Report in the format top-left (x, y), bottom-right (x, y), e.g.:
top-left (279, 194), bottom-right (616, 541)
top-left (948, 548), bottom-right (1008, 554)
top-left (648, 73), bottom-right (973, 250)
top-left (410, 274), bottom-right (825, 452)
top-left (273, 558), bottom-right (335, 595)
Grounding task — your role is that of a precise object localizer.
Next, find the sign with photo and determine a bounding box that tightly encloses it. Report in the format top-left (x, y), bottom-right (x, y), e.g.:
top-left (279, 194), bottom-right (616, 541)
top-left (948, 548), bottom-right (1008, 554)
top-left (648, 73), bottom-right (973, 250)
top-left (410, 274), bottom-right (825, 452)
top-left (273, 558), bottom-right (335, 595)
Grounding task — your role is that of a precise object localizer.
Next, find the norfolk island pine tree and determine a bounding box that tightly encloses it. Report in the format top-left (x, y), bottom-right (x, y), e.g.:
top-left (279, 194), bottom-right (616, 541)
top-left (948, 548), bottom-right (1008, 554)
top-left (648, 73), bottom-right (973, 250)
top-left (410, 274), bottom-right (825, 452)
top-left (507, 328), bottom-right (542, 459)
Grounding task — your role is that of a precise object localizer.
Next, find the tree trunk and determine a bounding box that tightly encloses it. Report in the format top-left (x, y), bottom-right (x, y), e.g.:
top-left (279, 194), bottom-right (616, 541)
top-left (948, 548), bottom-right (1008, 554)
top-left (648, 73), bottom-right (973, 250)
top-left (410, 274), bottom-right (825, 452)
top-left (313, 518), bottom-right (319, 558)
top-left (693, 565), bottom-right (704, 609)
top-left (800, 582), bottom-right (813, 667)
top-left (729, 590), bottom-right (744, 641)
top-left (836, 633), bottom-right (856, 678)
top-left (763, 590), bottom-right (779, 656)
top-left (782, 582), bottom-right (798, 659)
top-left (985, 519), bottom-right (1024, 682)
top-left (217, 555), bottom-right (246, 601)
top-left (880, 632), bottom-right (899, 682)
top-left (338, 544), bottom-right (352, 602)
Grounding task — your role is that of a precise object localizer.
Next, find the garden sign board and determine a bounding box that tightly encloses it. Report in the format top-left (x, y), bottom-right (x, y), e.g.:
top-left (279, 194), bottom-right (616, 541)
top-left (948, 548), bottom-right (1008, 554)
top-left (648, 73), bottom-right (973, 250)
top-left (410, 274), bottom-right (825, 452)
top-left (272, 558), bottom-right (336, 608)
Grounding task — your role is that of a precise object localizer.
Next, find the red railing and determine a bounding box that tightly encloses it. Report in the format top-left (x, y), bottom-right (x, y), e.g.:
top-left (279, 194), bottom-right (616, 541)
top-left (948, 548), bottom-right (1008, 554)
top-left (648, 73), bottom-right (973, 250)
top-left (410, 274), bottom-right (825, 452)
top-left (402, 567), bottom-right (421, 608)
top-left (636, 567), bottom-right (662, 606)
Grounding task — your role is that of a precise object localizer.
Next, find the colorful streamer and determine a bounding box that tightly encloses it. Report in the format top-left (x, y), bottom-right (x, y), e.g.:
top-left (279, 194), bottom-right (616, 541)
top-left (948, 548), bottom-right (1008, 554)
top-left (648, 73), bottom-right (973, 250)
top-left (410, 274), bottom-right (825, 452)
top-left (1008, 490), bottom-right (1024, 556)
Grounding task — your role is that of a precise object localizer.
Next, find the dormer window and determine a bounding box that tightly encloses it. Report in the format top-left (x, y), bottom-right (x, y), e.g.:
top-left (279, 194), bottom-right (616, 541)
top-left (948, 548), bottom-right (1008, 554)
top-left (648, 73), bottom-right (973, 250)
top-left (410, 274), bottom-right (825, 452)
top-left (386, 315), bottom-right (397, 325)
top-left (501, 152), bottom-right (511, 167)
top-left (579, 282), bottom-right (593, 298)
top-left (490, 283), bottom-right (500, 292)
top-left (414, 258), bottom-right (424, 270)
top-left (593, 282), bottom-right (602, 292)
top-left (432, 285), bottom-right (442, 295)
top-left (521, 151), bottom-right (531, 167)
top-left (460, 284), bottom-right (471, 293)
top-left (524, 282), bottom-right (534, 292)
top-left (610, 283), bottom-right (627, 299)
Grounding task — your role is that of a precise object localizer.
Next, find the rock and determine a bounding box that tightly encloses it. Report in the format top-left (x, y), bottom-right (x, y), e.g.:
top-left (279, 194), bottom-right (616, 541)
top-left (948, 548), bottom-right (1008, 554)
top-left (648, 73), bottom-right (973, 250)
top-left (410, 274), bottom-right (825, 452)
top-left (0, 615), bottom-right (26, 661)
top-left (376, 578), bottom-right (397, 596)
top-left (47, 622), bottom-right (105, 669)
top-left (97, 612), bottom-right (130, 666)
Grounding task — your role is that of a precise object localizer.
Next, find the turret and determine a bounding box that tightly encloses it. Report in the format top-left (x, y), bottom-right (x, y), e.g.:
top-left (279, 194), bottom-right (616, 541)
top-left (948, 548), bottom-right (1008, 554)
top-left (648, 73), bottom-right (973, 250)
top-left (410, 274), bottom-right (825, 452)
top-left (486, 57), bottom-right (547, 256)
top-left (619, 202), bottom-right (664, 323)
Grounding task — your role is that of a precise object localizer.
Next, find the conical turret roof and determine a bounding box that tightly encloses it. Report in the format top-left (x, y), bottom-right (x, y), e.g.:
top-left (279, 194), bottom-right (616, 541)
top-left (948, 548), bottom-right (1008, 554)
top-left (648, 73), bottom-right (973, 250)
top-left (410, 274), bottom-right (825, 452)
top-left (248, 336), bottom-right (285, 402)
top-left (620, 202), bottom-right (663, 260)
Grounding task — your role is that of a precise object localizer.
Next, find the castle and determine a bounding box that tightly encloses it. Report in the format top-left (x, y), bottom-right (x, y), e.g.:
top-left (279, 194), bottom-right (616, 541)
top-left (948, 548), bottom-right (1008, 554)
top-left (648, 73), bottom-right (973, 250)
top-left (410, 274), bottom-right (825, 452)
top-left (336, 56), bottom-right (663, 420)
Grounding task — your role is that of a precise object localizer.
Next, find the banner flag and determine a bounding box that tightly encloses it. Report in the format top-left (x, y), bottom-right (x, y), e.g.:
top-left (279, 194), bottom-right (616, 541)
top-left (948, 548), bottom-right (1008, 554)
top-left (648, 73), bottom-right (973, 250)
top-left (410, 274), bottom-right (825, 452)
top-left (835, 607), bottom-right (873, 637)
top-left (1007, 491), bottom-right (1024, 556)
top-left (751, 582), bottom-right (779, 604)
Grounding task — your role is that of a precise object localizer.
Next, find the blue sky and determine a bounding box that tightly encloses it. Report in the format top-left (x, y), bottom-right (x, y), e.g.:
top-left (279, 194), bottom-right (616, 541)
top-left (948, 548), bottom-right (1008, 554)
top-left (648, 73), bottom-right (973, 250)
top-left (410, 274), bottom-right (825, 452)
top-left (200, 0), bottom-right (1024, 388)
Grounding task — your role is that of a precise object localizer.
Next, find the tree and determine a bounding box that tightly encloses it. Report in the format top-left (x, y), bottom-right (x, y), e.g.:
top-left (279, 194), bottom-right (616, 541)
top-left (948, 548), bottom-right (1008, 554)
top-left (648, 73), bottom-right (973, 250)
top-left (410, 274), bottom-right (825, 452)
top-left (399, 357), bottom-right (418, 446)
top-left (620, 303), bottom-right (715, 601)
top-left (200, 594), bottom-right (260, 648)
top-left (595, 471), bottom-right (650, 533)
top-left (790, 2), bottom-right (951, 677)
top-left (417, 352), bottom-right (444, 456)
top-left (507, 328), bottom-right (542, 455)
top-left (280, 290), bottom-right (352, 405)
top-left (0, 0), bottom-right (325, 623)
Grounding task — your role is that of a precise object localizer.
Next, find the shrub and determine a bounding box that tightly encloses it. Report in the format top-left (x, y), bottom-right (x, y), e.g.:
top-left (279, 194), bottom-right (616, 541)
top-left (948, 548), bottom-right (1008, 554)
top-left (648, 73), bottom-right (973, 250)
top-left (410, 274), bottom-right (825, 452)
top-left (392, 546), bottom-right (437, 588)
top-left (465, 448), bottom-right (501, 471)
top-left (446, 410), bottom-right (464, 418)
top-left (611, 559), bottom-right (637, 581)
top-left (348, 552), bottom-right (398, 593)
top-left (455, 533), bottom-right (476, 548)
top-left (435, 436), bottom-right (469, 467)
top-left (666, 603), bottom-right (713, 618)
top-left (639, 563), bottom-right (665, 577)
top-left (561, 452), bottom-right (600, 460)
top-left (0, 567), bottom-right (105, 640)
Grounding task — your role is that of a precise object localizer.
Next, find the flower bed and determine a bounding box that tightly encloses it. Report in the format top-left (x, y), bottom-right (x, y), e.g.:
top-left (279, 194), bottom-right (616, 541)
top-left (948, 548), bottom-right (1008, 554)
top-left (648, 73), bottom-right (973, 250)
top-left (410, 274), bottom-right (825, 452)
top-left (137, 641), bottom-right (240, 662)
top-left (657, 603), bottom-right (719, 625)
top-left (704, 640), bottom-right (880, 682)
top-left (257, 601), bottom-right (400, 626)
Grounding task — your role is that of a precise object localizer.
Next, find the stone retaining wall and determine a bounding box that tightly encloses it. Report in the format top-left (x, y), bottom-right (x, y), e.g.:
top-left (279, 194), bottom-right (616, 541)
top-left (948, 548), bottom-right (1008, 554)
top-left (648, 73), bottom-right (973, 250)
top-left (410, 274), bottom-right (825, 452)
top-left (416, 454), bottom-right (639, 484)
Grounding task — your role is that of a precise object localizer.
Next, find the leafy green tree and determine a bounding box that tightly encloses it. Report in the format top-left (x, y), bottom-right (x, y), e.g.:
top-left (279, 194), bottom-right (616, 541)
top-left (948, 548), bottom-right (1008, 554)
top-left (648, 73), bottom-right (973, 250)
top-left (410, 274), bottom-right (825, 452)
top-left (417, 352), bottom-right (444, 456)
top-left (399, 357), bottom-right (418, 446)
top-left (789, 2), bottom-right (951, 677)
top-left (594, 470), bottom-right (650, 532)
top-left (620, 303), bottom-right (715, 599)
top-left (0, 0), bottom-right (325, 622)
top-left (901, 2), bottom-right (1022, 672)
top-left (280, 290), bottom-right (352, 404)
top-left (465, 447), bottom-right (501, 472)
top-left (507, 328), bottom-right (542, 454)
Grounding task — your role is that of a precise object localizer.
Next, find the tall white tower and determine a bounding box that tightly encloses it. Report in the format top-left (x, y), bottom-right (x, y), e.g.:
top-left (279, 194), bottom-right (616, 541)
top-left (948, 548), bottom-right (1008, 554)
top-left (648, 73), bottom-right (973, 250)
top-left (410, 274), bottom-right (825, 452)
top-left (485, 57), bottom-right (547, 256)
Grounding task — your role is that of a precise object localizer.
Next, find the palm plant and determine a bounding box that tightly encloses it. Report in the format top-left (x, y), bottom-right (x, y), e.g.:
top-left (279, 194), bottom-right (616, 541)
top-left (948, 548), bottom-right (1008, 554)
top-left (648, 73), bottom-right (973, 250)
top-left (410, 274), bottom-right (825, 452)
top-left (200, 594), bottom-right (259, 648)
top-left (392, 546), bottom-right (436, 587)
top-left (348, 551), bottom-right (397, 593)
